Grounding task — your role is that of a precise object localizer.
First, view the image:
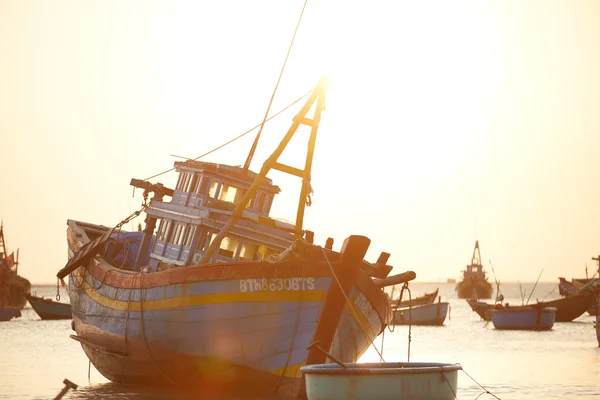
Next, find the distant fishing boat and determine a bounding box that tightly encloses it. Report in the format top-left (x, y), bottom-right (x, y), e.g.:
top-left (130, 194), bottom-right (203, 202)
top-left (391, 299), bottom-right (449, 326)
top-left (391, 288), bottom-right (438, 308)
top-left (467, 292), bottom-right (593, 322)
top-left (0, 222), bottom-right (31, 321)
top-left (490, 305), bottom-right (556, 330)
top-left (56, 78), bottom-right (418, 396)
top-left (455, 241), bottom-right (493, 299)
top-left (26, 293), bottom-right (71, 320)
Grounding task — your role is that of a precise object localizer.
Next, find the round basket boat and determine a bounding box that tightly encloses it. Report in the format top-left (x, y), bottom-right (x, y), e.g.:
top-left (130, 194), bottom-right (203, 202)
top-left (300, 361), bottom-right (461, 400)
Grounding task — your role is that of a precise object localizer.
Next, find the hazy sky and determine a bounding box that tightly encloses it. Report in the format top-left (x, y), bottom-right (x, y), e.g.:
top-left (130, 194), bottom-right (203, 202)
top-left (1, 1), bottom-right (600, 284)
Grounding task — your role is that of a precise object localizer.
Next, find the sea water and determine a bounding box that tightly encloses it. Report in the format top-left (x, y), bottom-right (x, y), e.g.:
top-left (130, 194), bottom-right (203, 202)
top-left (1, 282), bottom-right (598, 400)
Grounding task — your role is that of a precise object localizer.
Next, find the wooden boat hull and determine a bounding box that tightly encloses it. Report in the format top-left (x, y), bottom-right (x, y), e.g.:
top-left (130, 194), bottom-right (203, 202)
top-left (542, 293), bottom-right (594, 322)
top-left (26, 294), bottom-right (72, 320)
top-left (466, 299), bottom-right (494, 321)
top-left (468, 293), bottom-right (593, 322)
top-left (391, 302), bottom-right (449, 326)
top-left (392, 288), bottom-right (438, 308)
top-left (300, 362), bottom-right (462, 400)
top-left (66, 223), bottom-right (392, 397)
top-left (490, 307), bottom-right (556, 330)
top-left (455, 280), bottom-right (493, 299)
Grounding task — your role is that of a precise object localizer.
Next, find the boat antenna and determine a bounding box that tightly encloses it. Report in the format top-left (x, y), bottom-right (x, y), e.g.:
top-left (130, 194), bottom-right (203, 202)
top-left (489, 259), bottom-right (502, 302)
top-left (518, 281), bottom-right (525, 305)
top-left (525, 269), bottom-right (544, 305)
top-left (0, 221), bottom-right (5, 258)
top-left (592, 255), bottom-right (600, 280)
top-left (242, 0), bottom-right (309, 173)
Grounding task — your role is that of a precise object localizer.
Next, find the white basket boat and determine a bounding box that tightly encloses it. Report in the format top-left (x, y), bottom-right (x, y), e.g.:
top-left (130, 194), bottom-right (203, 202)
top-left (300, 361), bottom-right (461, 400)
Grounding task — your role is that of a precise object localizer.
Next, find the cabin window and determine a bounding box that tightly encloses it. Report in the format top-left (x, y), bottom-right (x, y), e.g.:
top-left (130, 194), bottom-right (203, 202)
top-left (219, 183), bottom-right (238, 203)
top-left (256, 192), bottom-right (266, 212)
top-left (183, 226), bottom-right (196, 247)
top-left (196, 177), bottom-right (210, 195)
top-left (257, 245), bottom-right (279, 261)
top-left (239, 242), bottom-right (259, 261)
top-left (188, 174), bottom-right (198, 194)
top-left (158, 220), bottom-right (172, 241)
top-left (209, 180), bottom-right (220, 198)
top-left (184, 174), bottom-right (192, 192)
top-left (172, 223), bottom-right (185, 245)
top-left (219, 236), bottom-right (240, 258)
top-left (206, 233), bottom-right (240, 258)
top-left (176, 173), bottom-right (192, 191)
top-left (264, 195), bottom-right (273, 213)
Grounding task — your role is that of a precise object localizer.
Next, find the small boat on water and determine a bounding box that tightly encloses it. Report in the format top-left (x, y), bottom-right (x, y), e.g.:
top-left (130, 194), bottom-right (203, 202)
top-left (455, 241), bottom-right (493, 299)
top-left (26, 293), bottom-right (72, 320)
top-left (0, 223), bottom-right (31, 321)
top-left (467, 292), bottom-right (594, 322)
top-left (490, 305), bottom-right (556, 330)
top-left (300, 361), bottom-right (462, 400)
top-left (56, 78), bottom-right (419, 396)
top-left (391, 288), bottom-right (438, 308)
top-left (392, 299), bottom-right (449, 326)
top-left (557, 258), bottom-right (600, 316)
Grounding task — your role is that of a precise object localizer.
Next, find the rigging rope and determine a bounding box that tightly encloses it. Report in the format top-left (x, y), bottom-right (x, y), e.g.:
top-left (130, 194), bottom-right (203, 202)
top-left (144, 90), bottom-right (311, 182)
top-left (243, 0), bottom-right (310, 171)
top-left (462, 367), bottom-right (502, 399)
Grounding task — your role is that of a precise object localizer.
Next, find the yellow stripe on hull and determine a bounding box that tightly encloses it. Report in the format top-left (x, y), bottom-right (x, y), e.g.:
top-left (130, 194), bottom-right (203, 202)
top-left (80, 279), bottom-right (328, 312)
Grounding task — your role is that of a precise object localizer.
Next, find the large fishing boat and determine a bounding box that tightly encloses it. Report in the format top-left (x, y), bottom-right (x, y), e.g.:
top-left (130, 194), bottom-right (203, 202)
top-left (57, 78), bottom-right (414, 397)
top-left (455, 240), bottom-right (493, 299)
top-left (0, 222), bottom-right (31, 321)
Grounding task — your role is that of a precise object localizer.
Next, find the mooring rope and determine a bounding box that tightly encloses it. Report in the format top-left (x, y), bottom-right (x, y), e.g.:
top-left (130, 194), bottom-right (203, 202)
top-left (144, 91), bottom-right (312, 181)
top-left (139, 271), bottom-right (181, 388)
top-left (273, 261), bottom-right (307, 393)
top-left (461, 367), bottom-right (501, 399)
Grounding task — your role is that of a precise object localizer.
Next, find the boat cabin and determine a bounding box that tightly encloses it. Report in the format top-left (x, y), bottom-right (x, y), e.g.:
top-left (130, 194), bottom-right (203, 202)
top-left (145, 161), bottom-right (296, 270)
top-left (462, 263), bottom-right (485, 280)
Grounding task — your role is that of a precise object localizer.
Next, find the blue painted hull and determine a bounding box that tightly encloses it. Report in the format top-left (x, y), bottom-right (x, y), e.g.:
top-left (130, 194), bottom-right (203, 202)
top-left (27, 294), bottom-right (72, 320)
top-left (66, 238), bottom-right (390, 397)
top-left (490, 307), bottom-right (556, 330)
